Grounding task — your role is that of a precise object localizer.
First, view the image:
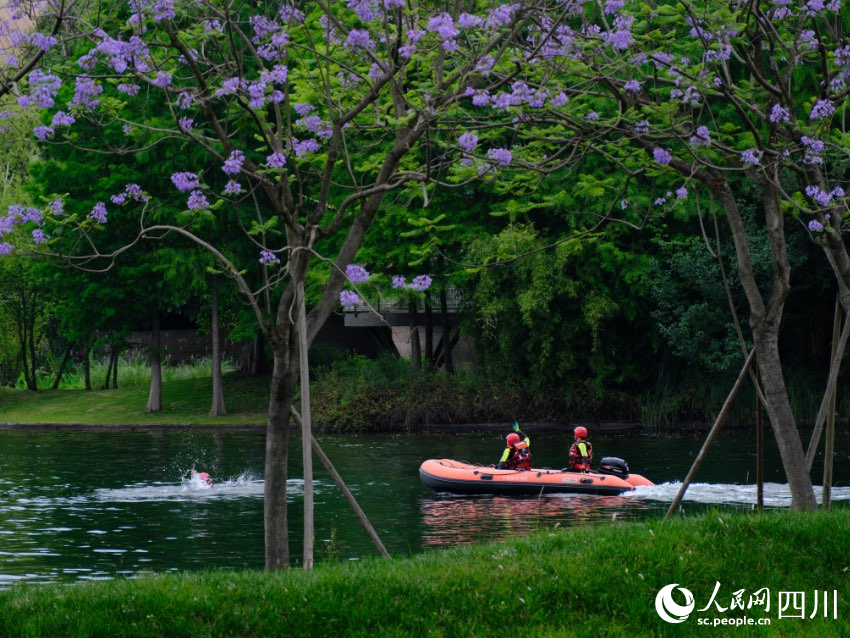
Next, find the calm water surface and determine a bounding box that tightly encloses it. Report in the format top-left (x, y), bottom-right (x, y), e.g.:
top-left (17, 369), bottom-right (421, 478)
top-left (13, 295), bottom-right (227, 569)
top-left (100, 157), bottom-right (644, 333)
top-left (0, 428), bottom-right (848, 587)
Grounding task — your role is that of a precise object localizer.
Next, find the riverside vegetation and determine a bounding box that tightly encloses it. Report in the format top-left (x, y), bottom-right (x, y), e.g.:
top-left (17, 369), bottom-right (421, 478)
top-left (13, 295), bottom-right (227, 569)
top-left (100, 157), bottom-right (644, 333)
top-left (0, 510), bottom-right (847, 637)
top-left (0, 354), bottom-right (839, 431)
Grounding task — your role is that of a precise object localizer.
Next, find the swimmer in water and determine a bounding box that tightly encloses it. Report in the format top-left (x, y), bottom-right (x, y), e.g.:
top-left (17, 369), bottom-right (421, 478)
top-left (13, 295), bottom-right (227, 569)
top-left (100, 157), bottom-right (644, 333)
top-left (190, 468), bottom-right (213, 486)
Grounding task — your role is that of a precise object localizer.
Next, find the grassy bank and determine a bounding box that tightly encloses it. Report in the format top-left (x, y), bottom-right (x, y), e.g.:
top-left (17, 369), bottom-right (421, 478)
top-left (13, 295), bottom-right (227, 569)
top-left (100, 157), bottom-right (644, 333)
top-left (0, 374), bottom-right (268, 426)
top-left (1, 509), bottom-right (848, 637)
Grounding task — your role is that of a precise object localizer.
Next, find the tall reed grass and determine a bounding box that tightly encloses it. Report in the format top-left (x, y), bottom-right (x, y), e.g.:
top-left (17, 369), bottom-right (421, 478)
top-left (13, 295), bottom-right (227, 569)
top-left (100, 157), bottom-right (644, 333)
top-left (49, 355), bottom-right (238, 390)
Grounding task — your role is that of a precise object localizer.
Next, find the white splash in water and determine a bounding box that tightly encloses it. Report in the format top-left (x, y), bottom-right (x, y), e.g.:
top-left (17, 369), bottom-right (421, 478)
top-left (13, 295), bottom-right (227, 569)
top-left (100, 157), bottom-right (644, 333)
top-left (627, 482), bottom-right (850, 507)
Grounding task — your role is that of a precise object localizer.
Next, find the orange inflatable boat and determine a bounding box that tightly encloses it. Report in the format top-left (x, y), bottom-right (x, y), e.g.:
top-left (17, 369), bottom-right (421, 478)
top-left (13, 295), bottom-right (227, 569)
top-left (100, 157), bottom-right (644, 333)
top-left (419, 457), bottom-right (654, 496)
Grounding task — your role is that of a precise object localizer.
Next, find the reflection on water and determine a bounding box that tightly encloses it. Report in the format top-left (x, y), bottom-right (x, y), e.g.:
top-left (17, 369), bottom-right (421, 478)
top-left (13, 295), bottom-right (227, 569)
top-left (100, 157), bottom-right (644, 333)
top-left (420, 493), bottom-right (658, 547)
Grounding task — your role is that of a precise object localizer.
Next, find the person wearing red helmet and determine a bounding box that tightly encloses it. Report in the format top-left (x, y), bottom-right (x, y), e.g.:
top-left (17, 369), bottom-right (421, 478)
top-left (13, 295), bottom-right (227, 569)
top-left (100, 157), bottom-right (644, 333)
top-left (568, 425), bottom-right (593, 472)
top-left (496, 422), bottom-right (532, 470)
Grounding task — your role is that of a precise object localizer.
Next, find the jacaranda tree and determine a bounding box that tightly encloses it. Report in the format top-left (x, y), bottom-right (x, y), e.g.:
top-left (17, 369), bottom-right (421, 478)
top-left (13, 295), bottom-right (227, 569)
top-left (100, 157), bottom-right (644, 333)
top-left (0, 0), bottom-right (611, 566)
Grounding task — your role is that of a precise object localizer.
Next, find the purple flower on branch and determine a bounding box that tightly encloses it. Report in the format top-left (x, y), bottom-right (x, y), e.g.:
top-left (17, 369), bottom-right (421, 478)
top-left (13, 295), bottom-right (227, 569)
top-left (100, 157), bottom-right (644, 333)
top-left (487, 147), bottom-right (512, 166)
top-left (346, 263), bottom-right (370, 284)
top-left (808, 219), bottom-right (824, 232)
top-left (769, 104), bottom-right (790, 124)
top-left (810, 99), bottom-right (835, 121)
top-left (171, 172), bottom-right (200, 192)
top-left (458, 132), bottom-right (478, 152)
top-left (690, 126), bottom-right (711, 147)
top-left (266, 152), bottom-right (286, 168)
top-left (339, 290), bottom-right (361, 308)
top-left (88, 202), bottom-right (108, 224)
top-left (392, 275), bottom-right (407, 289)
top-left (259, 249), bottom-right (280, 265)
top-left (187, 190), bottom-right (209, 210)
top-left (33, 125), bottom-right (54, 140)
top-left (741, 149), bottom-right (761, 165)
top-left (224, 180), bottom-right (241, 195)
top-left (222, 150), bottom-right (244, 175)
top-left (653, 147), bottom-right (672, 165)
top-left (410, 275), bottom-right (432, 291)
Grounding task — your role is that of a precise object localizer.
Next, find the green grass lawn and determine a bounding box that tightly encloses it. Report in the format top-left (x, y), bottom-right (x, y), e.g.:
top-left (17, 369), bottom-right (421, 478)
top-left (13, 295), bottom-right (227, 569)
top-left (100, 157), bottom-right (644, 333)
top-left (0, 509), bottom-right (847, 637)
top-left (0, 374), bottom-right (269, 426)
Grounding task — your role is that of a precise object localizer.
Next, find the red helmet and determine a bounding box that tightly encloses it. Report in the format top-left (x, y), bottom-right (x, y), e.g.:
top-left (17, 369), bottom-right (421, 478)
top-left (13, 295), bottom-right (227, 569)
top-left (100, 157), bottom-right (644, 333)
top-left (574, 426), bottom-right (588, 439)
top-left (506, 432), bottom-right (521, 446)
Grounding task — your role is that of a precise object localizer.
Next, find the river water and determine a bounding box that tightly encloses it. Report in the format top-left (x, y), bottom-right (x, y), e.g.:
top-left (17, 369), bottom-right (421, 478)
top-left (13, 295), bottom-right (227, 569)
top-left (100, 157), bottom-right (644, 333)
top-left (0, 428), bottom-right (848, 587)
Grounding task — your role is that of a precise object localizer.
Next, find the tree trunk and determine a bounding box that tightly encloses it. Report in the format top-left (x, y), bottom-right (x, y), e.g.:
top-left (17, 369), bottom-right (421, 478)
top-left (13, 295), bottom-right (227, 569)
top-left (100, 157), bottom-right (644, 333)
top-left (102, 347), bottom-right (115, 390)
top-left (264, 338), bottom-right (296, 570)
top-left (424, 294), bottom-right (434, 370)
top-left (27, 298), bottom-right (37, 391)
top-left (51, 345), bottom-right (72, 390)
top-left (409, 300), bottom-right (421, 370)
top-left (209, 276), bottom-right (227, 417)
top-left (715, 179), bottom-right (816, 510)
top-left (146, 303), bottom-right (162, 412)
top-left (83, 347), bottom-right (91, 391)
top-left (439, 285), bottom-right (454, 374)
top-left (111, 344), bottom-right (119, 389)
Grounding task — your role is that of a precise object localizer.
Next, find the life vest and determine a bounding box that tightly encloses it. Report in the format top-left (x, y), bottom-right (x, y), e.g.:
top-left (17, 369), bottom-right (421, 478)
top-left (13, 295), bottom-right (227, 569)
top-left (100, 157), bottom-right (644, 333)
top-left (569, 440), bottom-right (593, 471)
top-left (506, 440), bottom-right (532, 471)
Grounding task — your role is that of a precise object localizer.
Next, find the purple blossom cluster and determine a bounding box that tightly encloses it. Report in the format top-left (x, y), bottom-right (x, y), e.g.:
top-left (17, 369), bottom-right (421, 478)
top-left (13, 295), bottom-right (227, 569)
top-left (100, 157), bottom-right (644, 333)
top-left (740, 149), bottom-right (761, 166)
top-left (810, 99), bottom-right (835, 121)
top-left (295, 115), bottom-right (333, 139)
top-left (690, 126), bottom-right (711, 147)
top-left (769, 104), bottom-right (790, 124)
top-left (653, 147), bottom-right (672, 165)
top-left (801, 136), bottom-right (825, 165)
top-left (110, 183), bottom-right (149, 205)
top-left (187, 191), bottom-right (209, 210)
top-left (804, 185), bottom-right (844, 207)
top-left (259, 249), bottom-right (281, 266)
top-left (171, 172), bottom-right (200, 192)
top-left (17, 69), bottom-right (62, 109)
top-left (88, 202), bottom-right (108, 224)
top-left (222, 150), bottom-right (244, 175)
top-left (390, 274), bottom-right (432, 292)
top-left (346, 263), bottom-right (370, 284)
top-left (427, 13), bottom-right (459, 50)
top-left (458, 132), bottom-right (478, 153)
top-left (71, 76), bottom-right (104, 110)
top-left (293, 138), bottom-right (320, 158)
top-left (602, 15), bottom-right (634, 51)
top-left (266, 152), bottom-right (286, 168)
top-left (339, 290), bottom-right (362, 308)
top-left (487, 148), bottom-right (512, 166)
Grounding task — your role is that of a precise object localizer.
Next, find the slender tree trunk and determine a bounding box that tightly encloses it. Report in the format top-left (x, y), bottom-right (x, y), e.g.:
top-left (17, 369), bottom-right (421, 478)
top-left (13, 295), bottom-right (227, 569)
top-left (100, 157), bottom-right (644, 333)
top-left (27, 297), bottom-right (37, 391)
top-left (424, 294), bottom-right (434, 370)
top-left (102, 347), bottom-right (115, 390)
top-left (146, 303), bottom-right (162, 412)
top-left (83, 347), bottom-right (91, 391)
top-left (264, 337), bottom-right (295, 570)
top-left (439, 285), bottom-right (454, 374)
top-left (409, 301), bottom-right (421, 370)
top-left (209, 276), bottom-right (227, 417)
top-left (296, 281), bottom-right (314, 569)
top-left (111, 344), bottom-right (119, 389)
top-left (51, 345), bottom-right (72, 390)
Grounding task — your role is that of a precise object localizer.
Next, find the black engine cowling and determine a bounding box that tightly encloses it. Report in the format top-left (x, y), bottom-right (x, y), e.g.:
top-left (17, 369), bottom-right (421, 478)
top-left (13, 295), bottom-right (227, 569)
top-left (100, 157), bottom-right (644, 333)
top-left (597, 456), bottom-right (630, 477)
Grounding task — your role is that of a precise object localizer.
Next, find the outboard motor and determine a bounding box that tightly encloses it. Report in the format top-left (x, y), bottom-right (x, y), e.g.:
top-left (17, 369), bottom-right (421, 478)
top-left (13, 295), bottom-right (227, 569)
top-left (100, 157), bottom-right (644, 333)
top-left (598, 456), bottom-right (630, 478)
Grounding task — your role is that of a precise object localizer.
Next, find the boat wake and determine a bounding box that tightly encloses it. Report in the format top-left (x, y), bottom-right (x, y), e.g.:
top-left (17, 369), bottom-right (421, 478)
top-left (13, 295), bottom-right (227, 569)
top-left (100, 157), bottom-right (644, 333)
top-left (628, 481), bottom-right (850, 507)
